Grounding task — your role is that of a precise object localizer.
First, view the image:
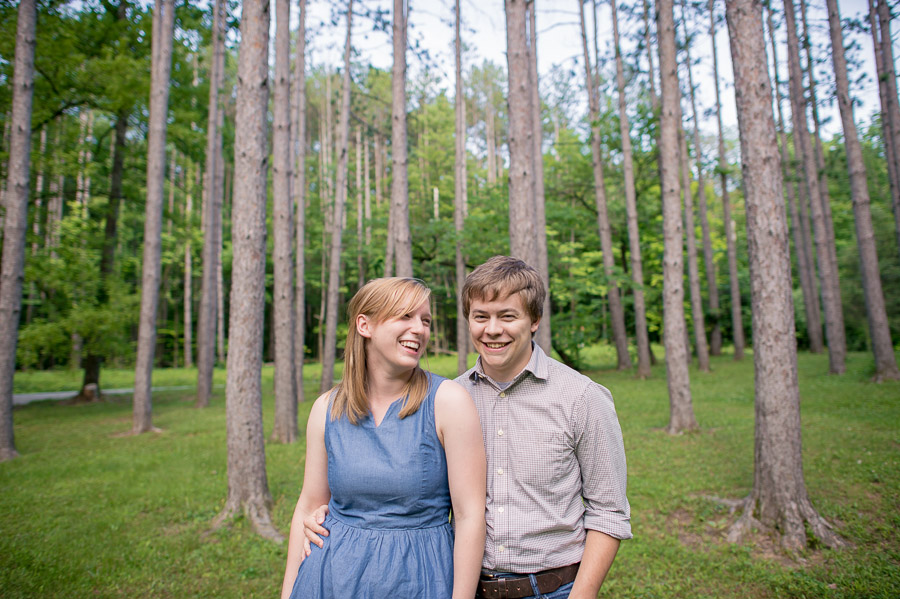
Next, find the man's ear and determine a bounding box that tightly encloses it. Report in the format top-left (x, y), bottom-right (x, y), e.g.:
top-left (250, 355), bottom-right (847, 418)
top-left (530, 316), bottom-right (541, 335)
top-left (357, 314), bottom-right (373, 338)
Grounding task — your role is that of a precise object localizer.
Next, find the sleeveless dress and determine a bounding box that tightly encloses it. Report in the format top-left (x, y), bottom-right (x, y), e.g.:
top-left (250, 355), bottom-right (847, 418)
top-left (289, 373), bottom-right (454, 599)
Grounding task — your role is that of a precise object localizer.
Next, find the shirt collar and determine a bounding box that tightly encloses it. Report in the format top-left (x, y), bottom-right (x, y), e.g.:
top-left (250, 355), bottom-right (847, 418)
top-left (468, 341), bottom-right (550, 384)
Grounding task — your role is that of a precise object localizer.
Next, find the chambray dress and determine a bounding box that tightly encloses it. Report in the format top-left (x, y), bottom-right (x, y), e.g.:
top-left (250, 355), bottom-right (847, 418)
top-left (289, 373), bottom-right (454, 599)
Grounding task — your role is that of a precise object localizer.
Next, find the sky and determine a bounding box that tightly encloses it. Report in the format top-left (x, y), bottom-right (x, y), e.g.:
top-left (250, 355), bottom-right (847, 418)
top-left (297, 0), bottom-right (884, 143)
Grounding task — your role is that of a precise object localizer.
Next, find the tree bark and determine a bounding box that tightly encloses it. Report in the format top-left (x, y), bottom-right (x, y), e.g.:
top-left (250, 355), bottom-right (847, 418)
top-left (197, 0), bottom-right (226, 407)
top-left (710, 0), bottom-right (745, 359)
top-left (133, 0), bottom-right (175, 433)
top-left (871, 0), bottom-right (900, 261)
top-left (825, 0), bottom-right (900, 381)
top-left (215, 0), bottom-right (282, 542)
top-left (455, 0), bottom-right (469, 376)
top-left (391, 0), bottom-right (413, 277)
top-left (578, 0), bottom-right (631, 370)
top-left (679, 117), bottom-right (710, 372)
top-left (356, 127), bottom-right (364, 287)
top-left (294, 0), bottom-right (308, 404)
top-left (766, 5), bottom-right (823, 353)
top-left (724, 0), bottom-right (845, 550)
top-left (681, 0), bottom-right (721, 356)
top-left (271, 0), bottom-right (298, 443)
top-left (506, 0), bottom-right (538, 268)
top-left (319, 1), bottom-right (354, 393)
top-left (0, 0), bottom-right (36, 462)
top-left (613, 0), bottom-right (652, 377)
top-left (529, 3), bottom-right (552, 355)
top-left (657, 0), bottom-right (697, 433)
top-left (782, 0), bottom-right (845, 374)
top-left (184, 161), bottom-right (194, 368)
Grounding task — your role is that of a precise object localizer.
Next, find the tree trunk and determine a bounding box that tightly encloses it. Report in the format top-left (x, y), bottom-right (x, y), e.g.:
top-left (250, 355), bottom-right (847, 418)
top-left (184, 162), bottom-right (194, 368)
top-left (215, 0), bottom-right (282, 542)
top-left (294, 0), bottom-right (308, 404)
top-left (486, 95), bottom-right (497, 186)
top-left (0, 0), bottom-right (36, 462)
top-left (612, 0), bottom-right (651, 377)
top-left (364, 133), bottom-right (371, 245)
top-left (869, 0), bottom-right (900, 260)
top-left (782, 0), bottom-right (845, 374)
top-left (644, 0), bottom-right (660, 113)
top-left (679, 119), bottom-right (710, 372)
top-left (455, 0), bottom-right (469, 376)
top-left (766, 4), bottom-right (823, 353)
top-left (356, 127), bottom-right (364, 287)
top-left (391, 0), bottom-right (413, 277)
top-left (657, 0), bottom-right (696, 433)
top-left (710, 0), bottom-right (744, 359)
top-left (197, 0), bottom-right (225, 407)
top-left (724, 0), bottom-right (845, 550)
top-left (578, 0), bottom-right (631, 370)
top-left (681, 0), bottom-right (721, 356)
top-left (133, 0), bottom-right (175, 434)
top-left (271, 0), bottom-right (297, 443)
top-left (319, 1), bottom-right (354, 393)
top-left (825, 0), bottom-right (900, 381)
top-left (507, 0), bottom-right (538, 269)
top-left (799, 0), bottom-right (840, 335)
top-left (528, 3), bottom-right (552, 355)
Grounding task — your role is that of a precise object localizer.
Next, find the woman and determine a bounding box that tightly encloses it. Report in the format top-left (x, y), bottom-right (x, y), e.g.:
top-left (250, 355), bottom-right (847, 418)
top-left (280, 278), bottom-right (486, 599)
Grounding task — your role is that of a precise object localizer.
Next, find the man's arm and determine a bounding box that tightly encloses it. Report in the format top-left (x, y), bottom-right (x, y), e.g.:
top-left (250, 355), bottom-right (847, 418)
top-left (567, 530), bottom-right (620, 599)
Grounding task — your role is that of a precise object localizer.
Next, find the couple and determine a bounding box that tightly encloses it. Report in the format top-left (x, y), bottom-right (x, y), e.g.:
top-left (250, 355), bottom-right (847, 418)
top-left (280, 256), bottom-right (632, 599)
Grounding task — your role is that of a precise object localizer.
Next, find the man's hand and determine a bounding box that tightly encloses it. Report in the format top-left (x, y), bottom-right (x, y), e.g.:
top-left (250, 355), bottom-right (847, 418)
top-left (302, 504), bottom-right (331, 557)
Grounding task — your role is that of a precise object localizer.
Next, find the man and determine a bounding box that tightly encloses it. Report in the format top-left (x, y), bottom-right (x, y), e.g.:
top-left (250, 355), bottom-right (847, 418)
top-left (304, 256), bottom-right (631, 598)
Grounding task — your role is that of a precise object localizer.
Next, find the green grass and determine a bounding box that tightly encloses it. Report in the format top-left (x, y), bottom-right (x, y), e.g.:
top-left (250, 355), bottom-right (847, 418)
top-left (2, 350), bottom-right (898, 598)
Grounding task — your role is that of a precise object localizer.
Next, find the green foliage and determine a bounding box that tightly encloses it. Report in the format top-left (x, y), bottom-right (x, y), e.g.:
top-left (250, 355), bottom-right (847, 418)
top-left (3, 351), bottom-right (899, 598)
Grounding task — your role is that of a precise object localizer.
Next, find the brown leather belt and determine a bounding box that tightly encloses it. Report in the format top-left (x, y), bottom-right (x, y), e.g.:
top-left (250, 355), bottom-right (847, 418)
top-left (475, 563), bottom-right (580, 599)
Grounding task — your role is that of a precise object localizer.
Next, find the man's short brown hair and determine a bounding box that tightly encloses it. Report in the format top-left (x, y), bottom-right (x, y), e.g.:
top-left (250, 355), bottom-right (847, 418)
top-left (462, 255), bottom-right (545, 323)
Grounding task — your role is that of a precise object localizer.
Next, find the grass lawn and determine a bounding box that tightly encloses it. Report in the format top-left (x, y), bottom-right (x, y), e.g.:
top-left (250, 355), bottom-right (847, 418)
top-left (2, 349), bottom-right (898, 598)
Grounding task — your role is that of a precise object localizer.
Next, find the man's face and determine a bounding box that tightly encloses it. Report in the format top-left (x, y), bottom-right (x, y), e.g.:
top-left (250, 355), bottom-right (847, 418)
top-left (467, 292), bottom-right (540, 382)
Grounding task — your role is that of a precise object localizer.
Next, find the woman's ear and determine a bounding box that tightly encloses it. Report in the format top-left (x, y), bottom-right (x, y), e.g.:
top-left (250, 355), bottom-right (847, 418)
top-left (357, 313), bottom-right (373, 338)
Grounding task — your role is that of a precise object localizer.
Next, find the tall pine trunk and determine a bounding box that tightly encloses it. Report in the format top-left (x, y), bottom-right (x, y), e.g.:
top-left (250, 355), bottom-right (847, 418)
top-left (724, 0), bottom-right (844, 549)
top-left (197, 0), bottom-right (225, 408)
top-left (271, 0), bottom-right (297, 442)
top-left (133, 0), bottom-right (175, 433)
top-left (0, 0), bottom-right (36, 462)
top-left (657, 0), bottom-right (696, 432)
top-left (766, 5), bottom-right (823, 353)
top-left (709, 0), bottom-right (744, 359)
top-left (613, 0), bottom-right (651, 377)
top-left (319, 1), bottom-right (354, 393)
top-left (825, 0), bottom-right (900, 381)
top-left (681, 0), bottom-right (721, 356)
top-left (454, 0), bottom-right (469, 375)
top-left (391, 0), bottom-right (412, 277)
top-left (293, 0), bottom-right (308, 404)
top-left (528, 3), bottom-right (552, 354)
top-left (215, 0), bottom-right (282, 542)
top-left (578, 0), bottom-right (631, 370)
top-left (506, 0), bottom-right (538, 267)
top-left (782, 0), bottom-right (845, 374)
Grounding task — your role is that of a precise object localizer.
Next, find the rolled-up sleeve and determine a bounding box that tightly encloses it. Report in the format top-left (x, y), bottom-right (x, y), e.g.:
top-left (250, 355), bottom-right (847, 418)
top-left (574, 383), bottom-right (632, 540)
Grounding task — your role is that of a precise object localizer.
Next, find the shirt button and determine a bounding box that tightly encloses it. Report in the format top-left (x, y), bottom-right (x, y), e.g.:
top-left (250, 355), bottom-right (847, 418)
top-left (497, 429), bottom-right (504, 436)
top-left (498, 507), bottom-right (505, 513)
top-left (499, 392), bottom-right (506, 398)
top-left (498, 545), bottom-right (505, 552)
top-left (497, 467), bottom-right (504, 475)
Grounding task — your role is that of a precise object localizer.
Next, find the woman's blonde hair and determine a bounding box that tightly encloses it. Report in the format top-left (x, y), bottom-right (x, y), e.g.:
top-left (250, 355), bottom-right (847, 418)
top-left (330, 277), bottom-right (432, 424)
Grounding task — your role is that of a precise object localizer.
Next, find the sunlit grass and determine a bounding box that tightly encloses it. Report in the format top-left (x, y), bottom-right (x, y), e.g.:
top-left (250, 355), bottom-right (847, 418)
top-left (2, 348), bottom-right (898, 598)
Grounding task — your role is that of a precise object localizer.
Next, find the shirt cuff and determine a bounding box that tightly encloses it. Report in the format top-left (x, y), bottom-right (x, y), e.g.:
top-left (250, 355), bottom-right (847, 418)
top-left (584, 511), bottom-right (633, 540)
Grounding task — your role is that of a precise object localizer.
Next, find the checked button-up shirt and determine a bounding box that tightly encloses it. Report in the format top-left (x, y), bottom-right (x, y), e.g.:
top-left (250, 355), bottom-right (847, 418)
top-left (457, 343), bottom-right (632, 573)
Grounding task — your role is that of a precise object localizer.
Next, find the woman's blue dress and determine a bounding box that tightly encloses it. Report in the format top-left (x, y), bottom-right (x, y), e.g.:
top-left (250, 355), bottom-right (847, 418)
top-left (289, 373), bottom-right (454, 598)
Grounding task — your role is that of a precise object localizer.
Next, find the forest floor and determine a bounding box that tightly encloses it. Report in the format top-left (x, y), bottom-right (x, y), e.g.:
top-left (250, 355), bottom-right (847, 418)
top-left (2, 348), bottom-right (898, 598)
